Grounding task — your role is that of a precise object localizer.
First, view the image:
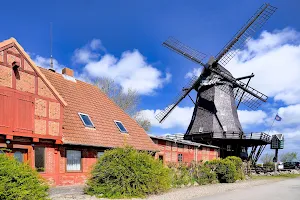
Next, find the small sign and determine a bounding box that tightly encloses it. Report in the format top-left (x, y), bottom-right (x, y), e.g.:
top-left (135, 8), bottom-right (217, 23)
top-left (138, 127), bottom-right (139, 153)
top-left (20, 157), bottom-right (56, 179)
top-left (271, 134), bottom-right (284, 149)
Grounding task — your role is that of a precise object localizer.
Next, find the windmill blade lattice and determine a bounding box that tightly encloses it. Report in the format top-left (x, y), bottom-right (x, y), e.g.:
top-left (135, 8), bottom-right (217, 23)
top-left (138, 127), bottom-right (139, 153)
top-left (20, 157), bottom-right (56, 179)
top-left (163, 37), bottom-right (207, 66)
top-left (233, 85), bottom-right (267, 110)
top-left (155, 75), bottom-right (199, 123)
top-left (216, 3), bottom-right (277, 66)
top-left (211, 67), bottom-right (268, 110)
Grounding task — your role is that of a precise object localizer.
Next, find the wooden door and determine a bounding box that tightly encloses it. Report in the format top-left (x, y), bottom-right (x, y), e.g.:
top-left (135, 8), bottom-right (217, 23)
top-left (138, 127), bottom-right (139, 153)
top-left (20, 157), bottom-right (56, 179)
top-left (0, 90), bottom-right (13, 134)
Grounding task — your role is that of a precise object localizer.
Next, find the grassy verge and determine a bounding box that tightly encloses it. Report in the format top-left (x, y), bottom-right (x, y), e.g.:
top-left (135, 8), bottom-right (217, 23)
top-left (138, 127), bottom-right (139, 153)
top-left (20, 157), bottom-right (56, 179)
top-left (251, 173), bottom-right (300, 180)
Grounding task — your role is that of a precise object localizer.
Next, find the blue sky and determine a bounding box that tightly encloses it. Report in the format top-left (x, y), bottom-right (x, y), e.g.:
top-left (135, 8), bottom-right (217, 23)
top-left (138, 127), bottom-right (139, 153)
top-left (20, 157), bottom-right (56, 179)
top-left (1, 0), bottom-right (300, 156)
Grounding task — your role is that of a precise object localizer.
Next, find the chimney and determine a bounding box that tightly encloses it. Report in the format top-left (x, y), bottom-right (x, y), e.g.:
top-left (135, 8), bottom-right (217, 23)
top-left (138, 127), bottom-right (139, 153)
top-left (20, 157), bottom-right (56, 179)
top-left (62, 68), bottom-right (74, 77)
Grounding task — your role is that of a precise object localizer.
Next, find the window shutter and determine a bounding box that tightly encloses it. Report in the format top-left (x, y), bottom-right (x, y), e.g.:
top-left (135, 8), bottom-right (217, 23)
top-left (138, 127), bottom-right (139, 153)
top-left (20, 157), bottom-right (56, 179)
top-left (0, 90), bottom-right (13, 133)
top-left (14, 93), bottom-right (34, 133)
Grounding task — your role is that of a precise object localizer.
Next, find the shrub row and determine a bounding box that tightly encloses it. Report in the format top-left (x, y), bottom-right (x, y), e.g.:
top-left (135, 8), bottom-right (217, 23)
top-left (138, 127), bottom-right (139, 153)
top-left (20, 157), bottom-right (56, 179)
top-left (169, 156), bottom-right (244, 187)
top-left (86, 147), bottom-right (245, 198)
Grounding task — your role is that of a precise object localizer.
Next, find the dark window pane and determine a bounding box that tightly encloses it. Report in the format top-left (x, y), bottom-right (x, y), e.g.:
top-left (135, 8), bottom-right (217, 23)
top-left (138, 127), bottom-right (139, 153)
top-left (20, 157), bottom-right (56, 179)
top-left (115, 121), bottom-right (127, 132)
top-left (79, 114), bottom-right (94, 127)
top-left (35, 147), bottom-right (45, 172)
top-left (14, 151), bottom-right (23, 162)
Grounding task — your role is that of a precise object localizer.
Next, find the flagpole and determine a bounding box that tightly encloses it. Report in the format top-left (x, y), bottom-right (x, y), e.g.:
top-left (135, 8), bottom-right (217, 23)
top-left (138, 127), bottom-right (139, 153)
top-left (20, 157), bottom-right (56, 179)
top-left (268, 114), bottom-right (277, 134)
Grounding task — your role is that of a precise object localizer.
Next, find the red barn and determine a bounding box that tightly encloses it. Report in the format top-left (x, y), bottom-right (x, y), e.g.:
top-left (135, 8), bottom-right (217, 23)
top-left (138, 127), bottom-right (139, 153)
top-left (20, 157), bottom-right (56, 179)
top-left (150, 135), bottom-right (219, 164)
top-left (0, 38), bottom-right (158, 186)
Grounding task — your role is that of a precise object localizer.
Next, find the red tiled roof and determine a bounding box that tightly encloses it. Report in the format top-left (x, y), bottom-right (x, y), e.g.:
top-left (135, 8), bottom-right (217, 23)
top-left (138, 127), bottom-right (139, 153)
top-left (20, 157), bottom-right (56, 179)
top-left (40, 67), bottom-right (158, 151)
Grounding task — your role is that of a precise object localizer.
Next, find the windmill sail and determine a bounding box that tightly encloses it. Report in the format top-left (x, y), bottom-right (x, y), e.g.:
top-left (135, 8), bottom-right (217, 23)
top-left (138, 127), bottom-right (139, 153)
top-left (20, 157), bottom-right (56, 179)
top-left (210, 66), bottom-right (268, 109)
top-left (163, 37), bottom-right (207, 66)
top-left (215, 3), bottom-right (277, 66)
top-left (155, 75), bottom-right (198, 123)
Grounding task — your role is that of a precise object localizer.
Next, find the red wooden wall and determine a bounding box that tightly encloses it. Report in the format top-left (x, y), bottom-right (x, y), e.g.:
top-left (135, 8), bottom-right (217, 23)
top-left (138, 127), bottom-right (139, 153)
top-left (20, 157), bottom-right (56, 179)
top-left (152, 138), bottom-right (219, 164)
top-left (0, 43), bottom-right (63, 142)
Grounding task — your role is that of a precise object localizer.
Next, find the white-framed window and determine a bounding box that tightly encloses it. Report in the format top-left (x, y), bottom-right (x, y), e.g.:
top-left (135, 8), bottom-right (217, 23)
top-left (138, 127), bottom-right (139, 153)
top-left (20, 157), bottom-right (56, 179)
top-left (114, 120), bottom-right (128, 133)
top-left (199, 127), bottom-right (203, 133)
top-left (78, 113), bottom-right (95, 128)
top-left (66, 150), bottom-right (81, 171)
top-left (178, 153), bottom-right (183, 162)
top-left (227, 145), bottom-right (231, 151)
top-left (97, 151), bottom-right (104, 158)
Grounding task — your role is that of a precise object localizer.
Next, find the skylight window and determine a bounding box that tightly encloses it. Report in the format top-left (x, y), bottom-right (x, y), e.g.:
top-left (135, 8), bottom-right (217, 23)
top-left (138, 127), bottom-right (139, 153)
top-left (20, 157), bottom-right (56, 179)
top-left (114, 120), bottom-right (128, 133)
top-left (78, 113), bottom-right (94, 128)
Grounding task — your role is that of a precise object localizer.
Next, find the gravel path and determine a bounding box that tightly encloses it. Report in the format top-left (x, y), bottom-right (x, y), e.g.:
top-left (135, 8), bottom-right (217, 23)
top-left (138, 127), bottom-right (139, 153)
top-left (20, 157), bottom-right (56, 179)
top-left (50, 179), bottom-right (283, 200)
top-left (190, 178), bottom-right (300, 200)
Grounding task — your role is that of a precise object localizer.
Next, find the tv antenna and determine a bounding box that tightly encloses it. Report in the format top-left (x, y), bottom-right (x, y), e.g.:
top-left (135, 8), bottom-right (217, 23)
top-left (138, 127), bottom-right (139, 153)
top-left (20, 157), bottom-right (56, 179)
top-left (49, 22), bottom-right (55, 72)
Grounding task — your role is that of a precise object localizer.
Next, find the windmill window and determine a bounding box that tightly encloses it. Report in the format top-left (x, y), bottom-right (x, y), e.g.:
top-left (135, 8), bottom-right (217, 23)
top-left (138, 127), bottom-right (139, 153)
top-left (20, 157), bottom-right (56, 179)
top-left (199, 127), bottom-right (203, 133)
top-left (114, 120), bottom-right (128, 133)
top-left (78, 113), bottom-right (94, 128)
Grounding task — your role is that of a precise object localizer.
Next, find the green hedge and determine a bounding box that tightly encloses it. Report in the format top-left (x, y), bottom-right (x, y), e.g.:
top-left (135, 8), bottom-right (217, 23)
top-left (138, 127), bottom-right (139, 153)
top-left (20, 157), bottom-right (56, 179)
top-left (168, 163), bottom-right (194, 187)
top-left (0, 153), bottom-right (49, 200)
top-left (205, 158), bottom-right (239, 183)
top-left (85, 147), bottom-right (171, 198)
top-left (192, 164), bottom-right (217, 185)
top-left (225, 156), bottom-right (244, 180)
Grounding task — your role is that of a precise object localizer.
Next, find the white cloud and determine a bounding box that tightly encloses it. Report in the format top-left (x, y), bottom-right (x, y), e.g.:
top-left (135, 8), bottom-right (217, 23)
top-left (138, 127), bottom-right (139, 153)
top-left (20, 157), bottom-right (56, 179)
top-left (237, 110), bottom-right (267, 128)
top-left (33, 39), bottom-right (171, 95)
top-left (226, 28), bottom-right (300, 105)
top-left (277, 104), bottom-right (300, 126)
top-left (33, 55), bottom-right (65, 73)
top-left (72, 39), bottom-right (104, 64)
top-left (90, 39), bottom-right (105, 51)
top-left (185, 28), bottom-right (300, 105)
top-left (82, 48), bottom-right (171, 95)
top-left (139, 106), bottom-right (193, 129)
top-left (185, 67), bottom-right (203, 78)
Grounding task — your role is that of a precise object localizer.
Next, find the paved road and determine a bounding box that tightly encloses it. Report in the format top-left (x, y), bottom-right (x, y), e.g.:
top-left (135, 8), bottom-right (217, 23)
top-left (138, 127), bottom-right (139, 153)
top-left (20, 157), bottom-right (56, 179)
top-left (191, 178), bottom-right (300, 200)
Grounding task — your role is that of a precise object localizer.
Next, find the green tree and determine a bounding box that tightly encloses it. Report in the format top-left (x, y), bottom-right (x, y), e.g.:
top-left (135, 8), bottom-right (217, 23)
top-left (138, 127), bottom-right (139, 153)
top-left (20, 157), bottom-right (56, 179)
top-left (280, 152), bottom-right (298, 162)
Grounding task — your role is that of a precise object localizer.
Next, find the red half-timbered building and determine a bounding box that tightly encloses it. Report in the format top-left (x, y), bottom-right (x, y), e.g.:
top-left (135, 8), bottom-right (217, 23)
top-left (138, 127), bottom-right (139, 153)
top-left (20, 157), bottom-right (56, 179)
top-left (0, 38), bottom-right (158, 186)
top-left (150, 135), bottom-right (219, 164)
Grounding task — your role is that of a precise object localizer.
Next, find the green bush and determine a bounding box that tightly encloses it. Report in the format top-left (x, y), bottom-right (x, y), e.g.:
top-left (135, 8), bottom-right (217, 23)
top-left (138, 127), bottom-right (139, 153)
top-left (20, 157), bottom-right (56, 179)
top-left (224, 156), bottom-right (244, 180)
top-left (205, 159), bottom-right (237, 183)
top-left (0, 153), bottom-right (49, 200)
top-left (168, 163), bottom-right (193, 187)
top-left (85, 147), bottom-right (171, 198)
top-left (192, 165), bottom-right (217, 185)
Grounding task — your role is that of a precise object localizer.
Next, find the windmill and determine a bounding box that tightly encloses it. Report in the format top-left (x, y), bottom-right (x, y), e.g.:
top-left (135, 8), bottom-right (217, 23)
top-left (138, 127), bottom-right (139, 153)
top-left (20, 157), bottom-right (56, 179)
top-left (156, 3), bottom-right (277, 161)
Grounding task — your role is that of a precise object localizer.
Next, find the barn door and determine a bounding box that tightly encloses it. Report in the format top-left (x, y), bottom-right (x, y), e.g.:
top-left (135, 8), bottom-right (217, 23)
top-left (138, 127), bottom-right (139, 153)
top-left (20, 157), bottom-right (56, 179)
top-left (0, 90), bottom-right (13, 133)
top-left (13, 93), bottom-right (34, 134)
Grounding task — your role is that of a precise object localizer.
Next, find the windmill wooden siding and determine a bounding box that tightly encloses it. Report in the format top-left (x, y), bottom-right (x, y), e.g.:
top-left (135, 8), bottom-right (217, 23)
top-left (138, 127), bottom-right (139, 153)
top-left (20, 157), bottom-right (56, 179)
top-left (0, 38), bottom-right (158, 186)
top-left (150, 135), bottom-right (219, 164)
